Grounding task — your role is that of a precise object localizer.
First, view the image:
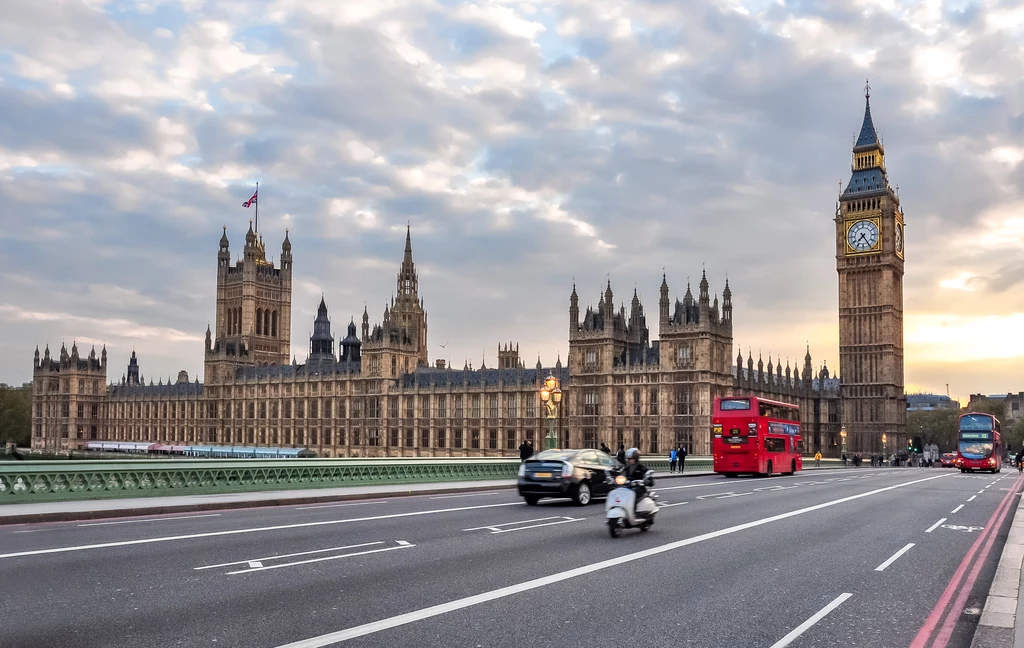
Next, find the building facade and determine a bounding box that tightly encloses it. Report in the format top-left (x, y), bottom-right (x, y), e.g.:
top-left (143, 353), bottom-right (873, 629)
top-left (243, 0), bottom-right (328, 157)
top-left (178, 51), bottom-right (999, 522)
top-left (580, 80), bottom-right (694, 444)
top-left (31, 89), bottom-right (902, 458)
top-left (835, 85), bottom-right (907, 454)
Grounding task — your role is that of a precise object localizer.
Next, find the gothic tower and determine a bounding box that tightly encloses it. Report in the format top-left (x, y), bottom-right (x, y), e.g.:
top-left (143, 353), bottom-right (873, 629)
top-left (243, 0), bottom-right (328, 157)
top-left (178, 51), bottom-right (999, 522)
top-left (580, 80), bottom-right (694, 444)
top-left (835, 82), bottom-right (906, 454)
top-left (205, 223), bottom-right (293, 383)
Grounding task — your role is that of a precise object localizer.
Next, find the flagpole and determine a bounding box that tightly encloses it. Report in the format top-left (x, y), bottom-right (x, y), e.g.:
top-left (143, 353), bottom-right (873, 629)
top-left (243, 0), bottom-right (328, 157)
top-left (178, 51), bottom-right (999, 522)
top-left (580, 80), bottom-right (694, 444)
top-left (255, 182), bottom-right (259, 233)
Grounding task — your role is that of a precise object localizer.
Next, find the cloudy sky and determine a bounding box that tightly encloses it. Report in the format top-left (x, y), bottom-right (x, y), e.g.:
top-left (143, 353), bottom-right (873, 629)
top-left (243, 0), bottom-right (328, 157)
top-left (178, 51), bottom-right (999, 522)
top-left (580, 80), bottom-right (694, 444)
top-left (1, 0), bottom-right (1023, 401)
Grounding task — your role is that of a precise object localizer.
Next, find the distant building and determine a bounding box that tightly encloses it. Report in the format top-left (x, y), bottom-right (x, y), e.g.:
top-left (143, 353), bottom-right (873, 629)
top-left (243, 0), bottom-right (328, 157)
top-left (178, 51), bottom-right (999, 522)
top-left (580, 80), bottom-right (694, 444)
top-left (906, 394), bottom-right (960, 412)
top-left (968, 393), bottom-right (1023, 425)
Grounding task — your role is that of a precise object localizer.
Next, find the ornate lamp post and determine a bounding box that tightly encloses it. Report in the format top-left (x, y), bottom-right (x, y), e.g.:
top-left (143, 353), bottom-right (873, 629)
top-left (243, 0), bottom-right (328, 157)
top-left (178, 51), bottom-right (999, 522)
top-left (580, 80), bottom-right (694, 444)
top-left (840, 426), bottom-right (848, 463)
top-left (882, 433), bottom-right (887, 462)
top-left (539, 373), bottom-right (563, 450)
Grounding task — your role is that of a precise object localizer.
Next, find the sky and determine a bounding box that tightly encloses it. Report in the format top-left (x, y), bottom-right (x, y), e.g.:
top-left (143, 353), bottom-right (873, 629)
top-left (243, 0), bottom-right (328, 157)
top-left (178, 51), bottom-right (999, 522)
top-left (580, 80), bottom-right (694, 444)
top-left (1, 0), bottom-right (1023, 403)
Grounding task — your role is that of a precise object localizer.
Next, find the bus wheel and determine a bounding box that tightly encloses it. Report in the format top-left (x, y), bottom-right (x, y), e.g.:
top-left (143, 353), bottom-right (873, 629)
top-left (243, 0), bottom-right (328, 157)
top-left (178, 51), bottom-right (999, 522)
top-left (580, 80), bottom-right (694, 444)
top-left (765, 461), bottom-right (773, 477)
top-left (784, 460), bottom-right (796, 476)
top-left (724, 473), bottom-right (738, 478)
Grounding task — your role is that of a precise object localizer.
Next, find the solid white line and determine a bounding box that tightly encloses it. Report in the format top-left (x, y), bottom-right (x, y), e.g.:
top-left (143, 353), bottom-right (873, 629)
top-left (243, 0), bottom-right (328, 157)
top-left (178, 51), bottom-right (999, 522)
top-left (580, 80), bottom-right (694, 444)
top-left (492, 518), bottom-right (583, 534)
top-left (0, 502), bottom-right (522, 560)
top-left (875, 543), bottom-right (914, 572)
top-left (463, 516), bottom-right (563, 532)
top-left (273, 473), bottom-right (948, 648)
top-left (429, 493), bottom-right (496, 500)
top-left (968, 496), bottom-right (977, 502)
top-left (194, 542), bottom-right (385, 570)
top-left (658, 502), bottom-right (687, 508)
top-left (226, 543), bottom-right (413, 575)
top-left (926, 518), bottom-right (947, 533)
top-left (951, 504), bottom-right (964, 514)
top-left (295, 502), bottom-right (384, 510)
top-left (768, 593), bottom-right (853, 648)
top-left (77, 514), bottom-right (222, 527)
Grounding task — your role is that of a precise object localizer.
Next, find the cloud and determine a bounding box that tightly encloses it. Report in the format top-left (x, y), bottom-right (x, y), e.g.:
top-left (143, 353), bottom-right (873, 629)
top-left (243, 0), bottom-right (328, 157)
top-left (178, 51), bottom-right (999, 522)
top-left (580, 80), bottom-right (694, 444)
top-left (2, 0), bottom-right (1024, 396)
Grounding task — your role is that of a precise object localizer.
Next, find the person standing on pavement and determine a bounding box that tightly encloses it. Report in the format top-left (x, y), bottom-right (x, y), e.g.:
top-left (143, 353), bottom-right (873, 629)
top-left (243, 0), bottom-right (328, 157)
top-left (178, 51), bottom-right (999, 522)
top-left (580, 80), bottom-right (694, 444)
top-left (678, 446), bottom-right (687, 473)
top-left (669, 448), bottom-right (677, 473)
top-left (814, 451), bottom-right (822, 467)
top-left (616, 443), bottom-right (626, 465)
top-left (519, 439), bottom-right (533, 462)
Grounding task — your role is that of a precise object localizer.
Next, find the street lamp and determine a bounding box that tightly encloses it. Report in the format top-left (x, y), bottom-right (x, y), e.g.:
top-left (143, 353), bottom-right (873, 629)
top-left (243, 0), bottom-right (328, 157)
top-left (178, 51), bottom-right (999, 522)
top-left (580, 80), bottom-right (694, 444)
top-left (539, 374), bottom-right (563, 450)
top-left (840, 426), bottom-right (848, 463)
top-left (882, 433), bottom-right (887, 462)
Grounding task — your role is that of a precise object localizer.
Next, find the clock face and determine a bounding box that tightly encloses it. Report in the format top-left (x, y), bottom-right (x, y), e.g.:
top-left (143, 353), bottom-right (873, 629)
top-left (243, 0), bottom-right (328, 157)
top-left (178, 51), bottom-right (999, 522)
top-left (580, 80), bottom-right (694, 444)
top-left (847, 220), bottom-right (879, 252)
top-left (895, 223), bottom-right (904, 253)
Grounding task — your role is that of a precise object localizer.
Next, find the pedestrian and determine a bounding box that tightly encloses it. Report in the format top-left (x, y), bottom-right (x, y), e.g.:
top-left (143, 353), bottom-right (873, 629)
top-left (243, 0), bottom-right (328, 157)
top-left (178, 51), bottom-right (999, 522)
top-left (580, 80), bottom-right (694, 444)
top-left (669, 448), bottom-right (677, 473)
top-left (600, 442), bottom-right (611, 455)
top-left (814, 451), bottom-right (822, 467)
top-left (616, 443), bottom-right (626, 465)
top-left (519, 439), bottom-right (533, 462)
top-left (678, 446), bottom-right (687, 473)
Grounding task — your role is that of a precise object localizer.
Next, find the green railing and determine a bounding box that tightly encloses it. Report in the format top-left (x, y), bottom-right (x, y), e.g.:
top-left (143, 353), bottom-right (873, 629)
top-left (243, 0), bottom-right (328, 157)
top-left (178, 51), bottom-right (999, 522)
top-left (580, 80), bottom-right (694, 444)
top-left (0, 455), bottom-right (856, 503)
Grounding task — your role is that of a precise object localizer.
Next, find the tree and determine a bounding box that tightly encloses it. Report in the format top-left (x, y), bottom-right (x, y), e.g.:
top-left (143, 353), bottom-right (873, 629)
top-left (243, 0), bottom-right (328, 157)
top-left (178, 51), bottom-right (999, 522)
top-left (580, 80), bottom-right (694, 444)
top-left (0, 383), bottom-right (32, 448)
top-left (965, 397), bottom-right (1008, 421)
top-left (1009, 419), bottom-right (1024, 455)
top-left (907, 409), bottom-right (958, 452)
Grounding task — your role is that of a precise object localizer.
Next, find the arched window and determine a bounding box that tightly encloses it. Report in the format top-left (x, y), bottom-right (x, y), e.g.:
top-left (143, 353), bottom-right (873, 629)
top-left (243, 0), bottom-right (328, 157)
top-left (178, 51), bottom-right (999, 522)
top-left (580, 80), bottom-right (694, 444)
top-left (272, 311), bottom-right (278, 337)
top-left (256, 308), bottom-right (263, 335)
top-left (264, 310), bottom-right (271, 337)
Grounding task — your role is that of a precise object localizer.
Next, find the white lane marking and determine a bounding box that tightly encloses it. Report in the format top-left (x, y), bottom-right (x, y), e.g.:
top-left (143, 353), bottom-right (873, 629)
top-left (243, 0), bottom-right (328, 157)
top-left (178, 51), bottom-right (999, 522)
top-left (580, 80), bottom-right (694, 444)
top-left (979, 490), bottom-right (986, 494)
top-left (248, 561), bottom-right (263, 568)
top-left (295, 502), bottom-right (384, 510)
top-left (658, 502), bottom-right (687, 508)
top-left (942, 525), bottom-right (983, 533)
top-left (968, 496), bottom-right (977, 502)
top-left (396, 541), bottom-right (412, 546)
top-left (463, 516), bottom-right (562, 531)
top-left (768, 593), bottom-right (853, 648)
top-left (194, 542), bottom-right (385, 571)
top-left (227, 542), bottom-right (414, 575)
top-left (0, 502), bottom-right (522, 560)
top-left (463, 516), bottom-right (584, 534)
top-left (429, 493), bottom-right (497, 500)
top-left (77, 514), bottom-right (222, 527)
top-left (875, 544), bottom-right (914, 572)
top-left (273, 474), bottom-right (948, 648)
top-left (926, 518), bottom-right (947, 533)
top-left (951, 504), bottom-right (964, 514)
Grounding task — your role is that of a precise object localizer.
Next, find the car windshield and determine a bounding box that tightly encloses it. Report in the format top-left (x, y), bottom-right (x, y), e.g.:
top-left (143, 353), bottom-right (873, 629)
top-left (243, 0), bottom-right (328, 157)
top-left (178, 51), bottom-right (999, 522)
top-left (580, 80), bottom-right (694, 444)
top-left (959, 441), bottom-right (993, 459)
top-left (533, 450), bottom-right (577, 461)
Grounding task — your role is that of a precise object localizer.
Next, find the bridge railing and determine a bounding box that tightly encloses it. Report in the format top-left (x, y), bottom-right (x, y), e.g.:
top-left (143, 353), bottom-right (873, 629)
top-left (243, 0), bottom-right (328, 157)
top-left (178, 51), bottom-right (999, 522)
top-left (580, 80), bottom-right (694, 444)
top-left (0, 455), bottom-right (852, 503)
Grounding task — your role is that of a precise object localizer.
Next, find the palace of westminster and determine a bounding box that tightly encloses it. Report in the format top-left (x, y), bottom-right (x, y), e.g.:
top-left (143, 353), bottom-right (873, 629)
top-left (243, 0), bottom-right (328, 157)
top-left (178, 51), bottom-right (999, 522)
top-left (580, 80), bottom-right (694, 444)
top-left (30, 90), bottom-right (907, 457)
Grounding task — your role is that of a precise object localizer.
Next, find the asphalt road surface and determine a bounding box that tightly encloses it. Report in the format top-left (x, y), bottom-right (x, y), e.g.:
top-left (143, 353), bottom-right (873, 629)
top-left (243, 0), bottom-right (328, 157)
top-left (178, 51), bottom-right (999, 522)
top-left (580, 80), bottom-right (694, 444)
top-left (2, 466), bottom-right (1020, 648)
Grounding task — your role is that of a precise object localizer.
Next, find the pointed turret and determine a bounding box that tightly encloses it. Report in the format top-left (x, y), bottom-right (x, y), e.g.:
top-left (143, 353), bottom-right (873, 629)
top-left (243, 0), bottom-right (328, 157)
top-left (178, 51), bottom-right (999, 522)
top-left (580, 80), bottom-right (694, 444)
top-left (843, 80), bottom-right (892, 198)
top-left (659, 272), bottom-right (670, 326)
top-left (34, 345), bottom-right (40, 367)
top-left (699, 268), bottom-right (710, 306)
top-left (569, 282), bottom-right (580, 334)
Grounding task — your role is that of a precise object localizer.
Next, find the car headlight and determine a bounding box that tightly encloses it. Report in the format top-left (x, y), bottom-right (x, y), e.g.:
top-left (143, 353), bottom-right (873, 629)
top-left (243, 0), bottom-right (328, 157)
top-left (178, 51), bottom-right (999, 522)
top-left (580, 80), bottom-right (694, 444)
top-left (518, 464), bottom-right (526, 477)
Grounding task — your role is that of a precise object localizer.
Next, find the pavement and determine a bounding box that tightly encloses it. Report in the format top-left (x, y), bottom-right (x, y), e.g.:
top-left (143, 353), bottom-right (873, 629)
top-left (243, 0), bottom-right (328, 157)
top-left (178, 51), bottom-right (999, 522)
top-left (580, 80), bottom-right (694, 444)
top-left (970, 472), bottom-right (1024, 648)
top-left (2, 465), bottom-right (1020, 648)
top-left (0, 469), bottom-right (709, 525)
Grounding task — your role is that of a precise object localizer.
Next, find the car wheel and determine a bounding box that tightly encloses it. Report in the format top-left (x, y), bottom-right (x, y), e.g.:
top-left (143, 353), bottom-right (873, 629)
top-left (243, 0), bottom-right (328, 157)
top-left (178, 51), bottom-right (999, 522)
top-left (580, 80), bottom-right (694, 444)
top-left (524, 495), bottom-right (539, 505)
top-left (575, 482), bottom-right (592, 506)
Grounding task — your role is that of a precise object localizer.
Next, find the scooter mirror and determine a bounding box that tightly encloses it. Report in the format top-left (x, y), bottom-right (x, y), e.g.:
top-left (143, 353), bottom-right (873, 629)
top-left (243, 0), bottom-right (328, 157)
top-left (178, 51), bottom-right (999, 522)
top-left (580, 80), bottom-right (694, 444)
top-left (644, 469), bottom-right (655, 479)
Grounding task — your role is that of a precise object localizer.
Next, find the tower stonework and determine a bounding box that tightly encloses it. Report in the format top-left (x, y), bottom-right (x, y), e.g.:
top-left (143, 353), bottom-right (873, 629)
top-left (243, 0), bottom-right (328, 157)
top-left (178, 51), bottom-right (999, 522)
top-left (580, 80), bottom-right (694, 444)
top-left (205, 223), bottom-right (293, 383)
top-left (835, 85), bottom-right (906, 454)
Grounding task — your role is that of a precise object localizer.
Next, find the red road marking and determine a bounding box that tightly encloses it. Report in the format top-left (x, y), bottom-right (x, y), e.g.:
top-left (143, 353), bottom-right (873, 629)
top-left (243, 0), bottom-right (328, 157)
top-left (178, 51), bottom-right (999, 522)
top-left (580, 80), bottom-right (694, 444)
top-left (910, 473), bottom-right (1024, 648)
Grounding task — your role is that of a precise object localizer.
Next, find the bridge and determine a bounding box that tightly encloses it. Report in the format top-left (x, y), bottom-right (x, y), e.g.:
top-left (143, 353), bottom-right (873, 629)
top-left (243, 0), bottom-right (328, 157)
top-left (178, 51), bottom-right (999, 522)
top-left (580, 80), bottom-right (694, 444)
top-left (1, 459), bottom-right (1021, 648)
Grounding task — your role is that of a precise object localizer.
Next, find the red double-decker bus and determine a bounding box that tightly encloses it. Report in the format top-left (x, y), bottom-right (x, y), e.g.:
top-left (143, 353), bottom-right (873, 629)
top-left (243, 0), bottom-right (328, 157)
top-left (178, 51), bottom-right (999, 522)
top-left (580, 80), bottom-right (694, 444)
top-left (957, 412), bottom-right (1002, 473)
top-left (713, 396), bottom-right (802, 477)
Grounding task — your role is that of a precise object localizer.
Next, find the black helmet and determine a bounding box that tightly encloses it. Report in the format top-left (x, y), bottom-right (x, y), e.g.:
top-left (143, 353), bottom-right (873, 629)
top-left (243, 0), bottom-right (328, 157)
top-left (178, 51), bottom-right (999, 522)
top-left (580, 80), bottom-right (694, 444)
top-left (625, 447), bottom-right (640, 463)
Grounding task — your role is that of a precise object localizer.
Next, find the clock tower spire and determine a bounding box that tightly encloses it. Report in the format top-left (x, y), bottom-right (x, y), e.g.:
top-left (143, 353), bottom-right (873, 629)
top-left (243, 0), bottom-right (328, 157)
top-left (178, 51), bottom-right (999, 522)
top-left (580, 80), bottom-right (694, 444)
top-left (835, 81), bottom-right (906, 456)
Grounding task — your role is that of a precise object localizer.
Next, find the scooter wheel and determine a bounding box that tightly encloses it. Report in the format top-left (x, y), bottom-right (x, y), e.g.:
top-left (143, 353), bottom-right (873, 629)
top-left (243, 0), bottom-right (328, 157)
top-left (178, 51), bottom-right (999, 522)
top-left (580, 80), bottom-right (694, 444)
top-left (640, 522), bottom-right (650, 532)
top-left (608, 520), bottom-right (621, 538)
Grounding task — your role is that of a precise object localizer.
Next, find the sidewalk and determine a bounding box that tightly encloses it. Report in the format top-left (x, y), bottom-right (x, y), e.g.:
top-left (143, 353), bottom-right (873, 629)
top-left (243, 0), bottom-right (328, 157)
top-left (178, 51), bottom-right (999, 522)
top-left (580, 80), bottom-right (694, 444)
top-left (0, 469), bottom-right (710, 525)
top-left (970, 490), bottom-right (1024, 648)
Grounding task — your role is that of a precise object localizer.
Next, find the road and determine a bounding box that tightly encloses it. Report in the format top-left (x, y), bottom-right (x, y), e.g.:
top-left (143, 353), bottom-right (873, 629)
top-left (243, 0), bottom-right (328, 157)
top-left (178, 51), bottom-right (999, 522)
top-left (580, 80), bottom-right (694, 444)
top-left (1, 466), bottom-right (1020, 648)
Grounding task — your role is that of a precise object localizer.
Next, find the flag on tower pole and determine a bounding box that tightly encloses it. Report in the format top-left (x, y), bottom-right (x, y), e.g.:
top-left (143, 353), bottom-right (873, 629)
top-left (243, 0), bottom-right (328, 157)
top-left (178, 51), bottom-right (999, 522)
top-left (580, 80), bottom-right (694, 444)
top-left (242, 183), bottom-right (259, 232)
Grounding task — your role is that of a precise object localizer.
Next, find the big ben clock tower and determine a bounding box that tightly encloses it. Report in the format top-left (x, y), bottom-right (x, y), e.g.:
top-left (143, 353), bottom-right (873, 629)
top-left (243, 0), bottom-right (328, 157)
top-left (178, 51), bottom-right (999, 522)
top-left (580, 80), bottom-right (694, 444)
top-left (836, 82), bottom-right (906, 455)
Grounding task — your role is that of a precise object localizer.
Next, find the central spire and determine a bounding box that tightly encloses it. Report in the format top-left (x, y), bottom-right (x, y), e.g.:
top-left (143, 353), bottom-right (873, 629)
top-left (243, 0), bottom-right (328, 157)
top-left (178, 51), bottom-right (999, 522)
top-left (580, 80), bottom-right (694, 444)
top-left (404, 224), bottom-right (413, 265)
top-left (855, 79), bottom-right (878, 149)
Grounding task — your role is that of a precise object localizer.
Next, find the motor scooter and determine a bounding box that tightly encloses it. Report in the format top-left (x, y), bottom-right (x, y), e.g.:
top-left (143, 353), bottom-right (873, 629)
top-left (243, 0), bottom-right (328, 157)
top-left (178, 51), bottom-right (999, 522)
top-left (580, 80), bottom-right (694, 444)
top-left (605, 470), bottom-right (658, 538)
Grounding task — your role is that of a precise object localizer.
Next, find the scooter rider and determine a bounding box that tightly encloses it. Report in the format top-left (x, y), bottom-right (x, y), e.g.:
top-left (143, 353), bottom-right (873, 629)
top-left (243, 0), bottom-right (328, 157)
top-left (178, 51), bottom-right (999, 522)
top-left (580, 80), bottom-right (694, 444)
top-left (623, 447), bottom-right (654, 494)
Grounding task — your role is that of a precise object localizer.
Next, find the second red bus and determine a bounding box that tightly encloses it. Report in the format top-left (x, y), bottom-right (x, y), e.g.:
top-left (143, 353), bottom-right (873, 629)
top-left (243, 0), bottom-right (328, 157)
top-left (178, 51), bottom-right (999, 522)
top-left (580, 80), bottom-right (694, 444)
top-left (957, 412), bottom-right (1002, 473)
